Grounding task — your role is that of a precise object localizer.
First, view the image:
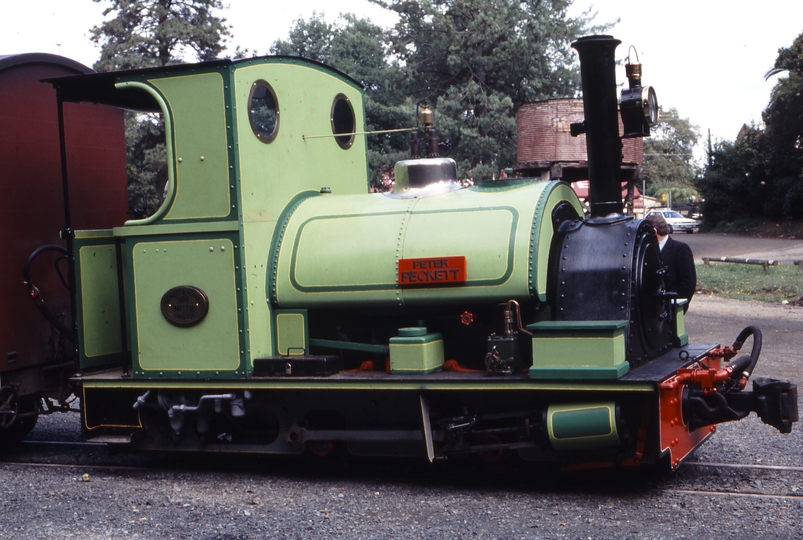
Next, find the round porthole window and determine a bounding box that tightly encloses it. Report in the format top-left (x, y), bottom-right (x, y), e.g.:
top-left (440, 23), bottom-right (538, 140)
top-left (249, 80), bottom-right (279, 143)
top-left (331, 94), bottom-right (355, 149)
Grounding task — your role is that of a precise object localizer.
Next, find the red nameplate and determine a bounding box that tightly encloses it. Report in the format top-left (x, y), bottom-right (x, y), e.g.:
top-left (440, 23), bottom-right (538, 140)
top-left (398, 256), bottom-right (466, 286)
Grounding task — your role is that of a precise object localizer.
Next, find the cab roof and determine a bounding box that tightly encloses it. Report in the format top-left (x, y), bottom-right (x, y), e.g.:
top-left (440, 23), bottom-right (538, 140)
top-left (44, 56), bottom-right (362, 113)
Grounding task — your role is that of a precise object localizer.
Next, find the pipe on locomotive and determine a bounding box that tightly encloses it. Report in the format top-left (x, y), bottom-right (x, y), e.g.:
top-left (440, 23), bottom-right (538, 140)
top-left (570, 35), bottom-right (625, 218)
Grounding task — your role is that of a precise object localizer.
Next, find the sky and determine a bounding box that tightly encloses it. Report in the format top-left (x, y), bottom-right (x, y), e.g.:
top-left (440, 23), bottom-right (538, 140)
top-left (2, 0), bottom-right (802, 161)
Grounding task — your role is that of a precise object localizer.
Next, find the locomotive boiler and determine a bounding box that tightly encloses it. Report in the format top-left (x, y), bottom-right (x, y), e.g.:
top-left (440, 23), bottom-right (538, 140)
top-left (4, 36), bottom-right (798, 470)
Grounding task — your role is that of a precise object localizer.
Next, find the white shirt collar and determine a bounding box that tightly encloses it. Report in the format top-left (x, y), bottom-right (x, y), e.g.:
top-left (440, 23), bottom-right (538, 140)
top-left (658, 236), bottom-right (668, 251)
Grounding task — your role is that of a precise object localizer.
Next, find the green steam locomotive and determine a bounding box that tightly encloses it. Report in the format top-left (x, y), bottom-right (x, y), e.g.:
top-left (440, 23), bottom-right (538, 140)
top-left (3, 36), bottom-right (797, 470)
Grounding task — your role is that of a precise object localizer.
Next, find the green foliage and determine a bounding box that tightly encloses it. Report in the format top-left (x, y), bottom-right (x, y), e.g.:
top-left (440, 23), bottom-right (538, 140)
top-left (376, 0), bottom-right (598, 180)
top-left (90, 0), bottom-right (231, 215)
top-left (698, 125), bottom-right (803, 224)
top-left (90, 0), bottom-right (231, 71)
top-left (697, 128), bottom-right (767, 223)
top-left (698, 32), bottom-right (803, 226)
top-left (697, 263), bottom-right (803, 304)
top-left (273, 1), bottom-right (598, 184)
top-left (642, 106), bottom-right (700, 203)
top-left (764, 32), bottom-right (803, 149)
top-left (433, 82), bottom-right (517, 180)
top-left (270, 12), bottom-right (334, 61)
top-left (123, 113), bottom-right (167, 217)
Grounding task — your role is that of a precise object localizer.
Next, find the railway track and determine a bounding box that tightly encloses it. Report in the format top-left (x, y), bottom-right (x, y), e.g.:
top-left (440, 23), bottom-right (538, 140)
top-left (4, 439), bottom-right (802, 500)
top-left (3, 439), bottom-right (801, 539)
top-left (685, 461), bottom-right (803, 473)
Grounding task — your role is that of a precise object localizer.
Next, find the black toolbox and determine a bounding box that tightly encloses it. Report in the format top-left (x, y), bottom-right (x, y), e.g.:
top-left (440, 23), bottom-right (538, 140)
top-left (252, 354), bottom-right (342, 377)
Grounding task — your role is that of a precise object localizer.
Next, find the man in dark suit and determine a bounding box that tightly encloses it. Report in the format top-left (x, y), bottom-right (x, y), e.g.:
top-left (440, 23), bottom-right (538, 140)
top-left (646, 213), bottom-right (697, 312)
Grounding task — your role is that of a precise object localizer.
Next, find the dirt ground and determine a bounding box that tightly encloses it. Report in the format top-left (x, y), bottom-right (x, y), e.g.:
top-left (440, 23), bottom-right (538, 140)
top-left (682, 232), bottom-right (803, 264)
top-left (685, 294), bottom-right (803, 382)
top-left (677, 233), bottom-right (803, 382)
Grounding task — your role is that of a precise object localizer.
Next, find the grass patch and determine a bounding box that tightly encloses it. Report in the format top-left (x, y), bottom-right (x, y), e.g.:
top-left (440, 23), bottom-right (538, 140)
top-left (696, 262), bottom-right (803, 304)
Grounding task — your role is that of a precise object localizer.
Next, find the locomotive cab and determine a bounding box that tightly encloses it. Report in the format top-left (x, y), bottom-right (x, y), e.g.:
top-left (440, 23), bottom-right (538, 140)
top-left (50, 57), bottom-right (370, 377)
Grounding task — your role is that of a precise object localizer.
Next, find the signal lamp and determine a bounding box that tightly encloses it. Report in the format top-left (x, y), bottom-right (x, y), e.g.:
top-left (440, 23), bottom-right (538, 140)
top-left (620, 49), bottom-right (659, 138)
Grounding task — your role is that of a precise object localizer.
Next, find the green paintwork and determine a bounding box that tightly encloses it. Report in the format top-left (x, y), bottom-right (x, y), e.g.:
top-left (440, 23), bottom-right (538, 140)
top-left (233, 61), bottom-right (367, 364)
top-left (528, 321), bottom-right (630, 380)
top-left (149, 73), bottom-right (232, 221)
top-left (673, 300), bottom-right (689, 346)
top-left (527, 365), bottom-right (630, 379)
top-left (115, 81), bottom-right (177, 226)
top-left (531, 183), bottom-right (583, 302)
top-left (398, 327), bottom-right (427, 337)
top-left (79, 376), bottom-right (655, 393)
top-left (271, 181), bottom-right (581, 308)
top-left (547, 402), bottom-right (621, 451)
top-left (528, 320), bottom-right (630, 338)
top-left (471, 178), bottom-right (541, 192)
top-left (274, 310), bottom-right (308, 356)
top-left (73, 233), bottom-right (124, 369)
top-left (78, 244), bottom-right (121, 358)
top-left (113, 221), bottom-right (239, 237)
top-left (389, 329), bottom-right (445, 374)
top-left (74, 230), bottom-right (121, 239)
top-left (131, 238), bottom-right (241, 374)
top-left (115, 72), bottom-right (235, 225)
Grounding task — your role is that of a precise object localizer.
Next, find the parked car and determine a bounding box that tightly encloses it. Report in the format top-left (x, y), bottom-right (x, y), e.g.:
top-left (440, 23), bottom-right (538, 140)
top-left (645, 209), bottom-right (700, 234)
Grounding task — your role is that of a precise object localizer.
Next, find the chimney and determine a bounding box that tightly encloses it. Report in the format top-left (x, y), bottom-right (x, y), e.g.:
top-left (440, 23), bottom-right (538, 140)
top-left (570, 35), bottom-right (624, 218)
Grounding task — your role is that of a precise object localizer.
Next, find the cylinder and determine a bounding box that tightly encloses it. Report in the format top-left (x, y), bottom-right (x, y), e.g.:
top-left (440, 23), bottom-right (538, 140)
top-left (571, 35), bottom-right (624, 218)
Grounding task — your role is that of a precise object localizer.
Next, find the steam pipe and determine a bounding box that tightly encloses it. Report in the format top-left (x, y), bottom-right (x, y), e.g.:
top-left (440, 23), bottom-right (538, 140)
top-left (571, 35), bottom-right (624, 218)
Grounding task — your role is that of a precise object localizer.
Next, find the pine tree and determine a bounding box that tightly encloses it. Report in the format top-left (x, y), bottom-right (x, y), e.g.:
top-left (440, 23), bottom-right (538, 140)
top-left (90, 0), bottom-right (231, 71)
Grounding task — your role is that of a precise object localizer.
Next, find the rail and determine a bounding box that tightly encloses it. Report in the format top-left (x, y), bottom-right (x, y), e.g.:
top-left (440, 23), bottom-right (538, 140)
top-left (702, 256), bottom-right (778, 274)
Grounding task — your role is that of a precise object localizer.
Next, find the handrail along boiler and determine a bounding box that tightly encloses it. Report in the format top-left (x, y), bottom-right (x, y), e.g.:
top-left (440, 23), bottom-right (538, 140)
top-left (5, 35), bottom-right (798, 469)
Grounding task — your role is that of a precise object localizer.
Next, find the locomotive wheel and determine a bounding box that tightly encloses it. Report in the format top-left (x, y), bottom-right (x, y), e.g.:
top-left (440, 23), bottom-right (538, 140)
top-left (0, 390), bottom-right (38, 446)
top-left (0, 386), bottom-right (19, 429)
top-left (10, 398), bottom-right (38, 439)
top-left (477, 435), bottom-right (505, 462)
